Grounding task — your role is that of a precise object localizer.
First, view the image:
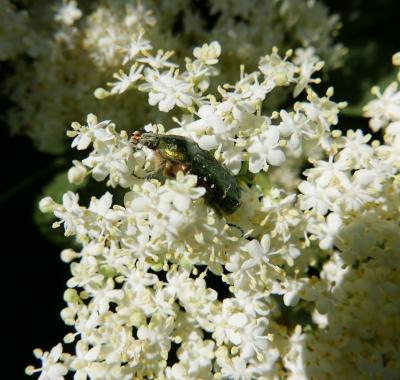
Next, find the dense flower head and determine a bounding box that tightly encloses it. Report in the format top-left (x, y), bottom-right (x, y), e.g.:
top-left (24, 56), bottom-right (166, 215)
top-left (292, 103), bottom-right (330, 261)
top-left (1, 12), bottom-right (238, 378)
top-left (3, 0), bottom-right (395, 378)
top-left (1, 0), bottom-right (344, 153)
top-left (24, 21), bottom-right (400, 377)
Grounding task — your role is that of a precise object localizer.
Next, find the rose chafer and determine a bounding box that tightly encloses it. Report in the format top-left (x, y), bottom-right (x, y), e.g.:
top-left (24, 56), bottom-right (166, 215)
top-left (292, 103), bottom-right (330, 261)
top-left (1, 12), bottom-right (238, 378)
top-left (131, 131), bottom-right (242, 214)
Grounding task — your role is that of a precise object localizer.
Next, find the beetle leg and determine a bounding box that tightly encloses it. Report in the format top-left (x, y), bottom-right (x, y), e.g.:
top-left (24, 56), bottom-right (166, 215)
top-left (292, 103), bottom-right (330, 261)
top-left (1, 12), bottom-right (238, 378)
top-left (132, 172), bottom-right (146, 179)
top-left (227, 222), bottom-right (244, 237)
top-left (180, 163), bottom-right (191, 173)
top-left (148, 168), bottom-right (166, 182)
top-left (163, 160), bottom-right (175, 177)
top-left (133, 169), bottom-right (164, 181)
top-left (170, 162), bottom-right (191, 176)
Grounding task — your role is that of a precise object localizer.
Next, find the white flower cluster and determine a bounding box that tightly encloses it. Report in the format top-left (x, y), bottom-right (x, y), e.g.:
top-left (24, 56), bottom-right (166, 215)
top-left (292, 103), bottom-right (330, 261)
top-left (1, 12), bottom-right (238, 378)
top-left (27, 35), bottom-right (400, 378)
top-left (0, 0), bottom-right (344, 153)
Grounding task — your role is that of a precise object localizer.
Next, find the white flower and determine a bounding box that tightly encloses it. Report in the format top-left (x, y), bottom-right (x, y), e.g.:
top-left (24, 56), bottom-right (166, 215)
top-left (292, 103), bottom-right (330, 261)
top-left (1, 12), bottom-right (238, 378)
top-left (137, 49), bottom-right (178, 70)
top-left (28, 344), bottom-right (67, 380)
top-left (239, 320), bottom-right (270, 360)
top-left (137, 315), bottom-right (174, 358)
top-left (385, 120), bottom-right (400, 139)
top-left (82, 139), bottom-right (134, 188)
top-left (122, 33), bottom-right (152, 64)
top-left (335, 171), bottom-right (376, 212)
top-left (217, 353), bottom-right (254, 380)
top-left (139, 69), bottom-right (194, 112)
top-left (54, 1), bottom-right (82, 26)
top-left (247, 126), bottom-right (285, 173)
top-left (241, 234), bottom-right (276, 271)
top-left (305, 156), bottom-right (349, 188)
top-left (161, 172), bottom-right (206, 212)
top-left (124, 2), bottom-right (156, 28)
top-left (298, 180), bottom-right (339, 215)
top-left (69, 340), bottom-right (101, 380)
top-left (335, 129), bottom-right (373, 169)
top-left (53, 192), bottom-right (85, 236)
top-left (320, 252), bottom-right (349, 289)
top-left (260, 189), bottom-right (299, 242)
top-left (212, 300), bottom-right (247, 346)
top-left (85, 278), bottom-right (124, 313)
top-left (308, 212), bottom-right (342, 250)
top-left (88, 192), bottom-right (121, 221)
top-left (108, 63), bottom-right (144, 94)
top-left (292, 47), bottom-right (324, 97)
top-left (222, 142), bottom-right (245, 174)
top-left (259, 49), bottom-right (297, 87)
top-left (278, 110), bottom-right (307, 154)
top-left (364, 82), bottom-right (400, 131)
top-left (177, 338), bottom-right (215, 377)
top-left (299, 88), bottom-right (343, 131)
top-left (182, 104), bottom-right (227, 150)
top-left (67, 114), bottom-right (114, 150)
top-left (283, 326), bottom-right (307, 378)
top-left (376, 134), bottom-right (400, 169)
top-left (165, 363), bottom-right (191, 380)
top-left (281, 278), bottom-right (305, 307)
top-left (193, 41), bottom-right (221, 65)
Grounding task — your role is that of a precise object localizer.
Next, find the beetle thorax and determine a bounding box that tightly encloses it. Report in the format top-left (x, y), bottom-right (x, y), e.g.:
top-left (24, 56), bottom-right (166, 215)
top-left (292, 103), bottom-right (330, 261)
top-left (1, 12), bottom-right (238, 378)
top-left (140, 133), bottom-right (160, 149)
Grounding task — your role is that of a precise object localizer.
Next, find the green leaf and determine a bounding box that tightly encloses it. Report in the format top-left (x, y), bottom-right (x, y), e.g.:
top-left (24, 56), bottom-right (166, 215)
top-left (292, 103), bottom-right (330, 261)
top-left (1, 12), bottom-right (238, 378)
top-left (341, 68), bottom-right (397, 117)
top-left (328, 42), bottom-right (398, 118)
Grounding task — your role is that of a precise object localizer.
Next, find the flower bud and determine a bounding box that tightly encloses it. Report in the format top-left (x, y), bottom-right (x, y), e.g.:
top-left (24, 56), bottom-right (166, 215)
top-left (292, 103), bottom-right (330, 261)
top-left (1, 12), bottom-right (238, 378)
top-left (94, 87), bottom-right (110, 99)
top-left (61, 249), bottom-right (78, 263)
top-left (68, 161), bottom-right (87, 185)
top-left (39, 196), bottom-right (56, 213)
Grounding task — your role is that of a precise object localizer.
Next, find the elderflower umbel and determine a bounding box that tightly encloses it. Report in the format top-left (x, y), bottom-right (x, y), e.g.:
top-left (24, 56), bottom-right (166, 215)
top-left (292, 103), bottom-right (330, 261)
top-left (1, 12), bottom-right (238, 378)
top-left (27, 26), bottom-right (400, 380)
top-left (1, 0), bottom-right (344, 153)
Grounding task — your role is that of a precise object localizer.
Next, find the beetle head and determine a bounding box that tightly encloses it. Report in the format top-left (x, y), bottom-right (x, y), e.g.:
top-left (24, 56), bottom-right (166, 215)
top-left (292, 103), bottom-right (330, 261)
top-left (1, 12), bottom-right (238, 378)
top-left (140, 133), bottom-right (160, 150)
top-left (131, 131), bottom-right (160, 150)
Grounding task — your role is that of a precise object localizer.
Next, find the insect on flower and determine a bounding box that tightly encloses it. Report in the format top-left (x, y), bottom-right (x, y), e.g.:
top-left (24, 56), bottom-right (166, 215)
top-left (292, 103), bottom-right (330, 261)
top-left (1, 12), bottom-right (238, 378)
top-left (131, 131), bottom-right (242, 214)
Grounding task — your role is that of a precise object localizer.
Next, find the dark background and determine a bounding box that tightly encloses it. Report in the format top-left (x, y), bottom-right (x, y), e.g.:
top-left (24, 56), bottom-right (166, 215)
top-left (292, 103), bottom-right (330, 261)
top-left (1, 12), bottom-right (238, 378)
top-left (2, 0), bottom-right (399, 378)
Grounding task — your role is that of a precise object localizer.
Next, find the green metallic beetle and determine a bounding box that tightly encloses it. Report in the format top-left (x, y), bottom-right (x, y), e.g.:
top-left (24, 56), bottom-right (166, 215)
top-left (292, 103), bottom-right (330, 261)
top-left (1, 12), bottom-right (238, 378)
top-left (131, 131), bottom-right (242, 214)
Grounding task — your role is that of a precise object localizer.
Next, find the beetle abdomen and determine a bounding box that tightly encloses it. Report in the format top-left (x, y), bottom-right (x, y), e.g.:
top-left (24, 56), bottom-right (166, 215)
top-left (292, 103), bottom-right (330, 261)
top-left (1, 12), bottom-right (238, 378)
top-left (186, 142), bottom-right (241, 214)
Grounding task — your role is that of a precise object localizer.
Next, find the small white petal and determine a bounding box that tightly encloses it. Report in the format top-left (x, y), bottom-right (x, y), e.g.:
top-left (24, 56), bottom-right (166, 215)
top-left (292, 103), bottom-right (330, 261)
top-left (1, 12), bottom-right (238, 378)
top-left (173, 194), bottom-right (191, 211)
top-left (228, 313), bottom-right (248, 327)
top-left (267, 149), bottom-right (285, 166)
top-left (249, 155), bottom-right (264, 173)
top-left (76, 134), bottom-right (92, 150)
top-left (198, 135), bottom-right (218, 150)
top-left (284, 291), bottom-right (300, 306)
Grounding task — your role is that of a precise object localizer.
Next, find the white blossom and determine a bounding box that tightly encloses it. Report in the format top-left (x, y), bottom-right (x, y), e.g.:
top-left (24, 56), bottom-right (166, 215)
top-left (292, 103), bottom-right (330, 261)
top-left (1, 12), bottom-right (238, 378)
top-left (122, 33), bottom-right (152, 65)
top-left (364, 82), bottom-right (400, 131)
top-left (26, 21), bottom-right (400, 380)
top-left (193, 41), bottom-right (221, 65)
top-left (26, 344), bottom-right (68, 380)
top-left (247, 126), bottom-right (286, 173)
top-left (54, 1), bottom-right (82, 26)
top-left (67, 114), bottom-right (114, 151)
top-left (108, 64), bottom-right (144, 94)
top-left (139, 69), bottom-right (194, 112)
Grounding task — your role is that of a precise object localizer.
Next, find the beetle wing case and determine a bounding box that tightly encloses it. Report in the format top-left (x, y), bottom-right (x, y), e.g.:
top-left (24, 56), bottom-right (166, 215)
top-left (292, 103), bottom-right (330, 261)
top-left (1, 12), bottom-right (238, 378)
top-left (187, 141), bottom-right (241, 214)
